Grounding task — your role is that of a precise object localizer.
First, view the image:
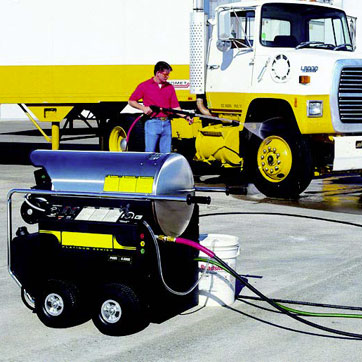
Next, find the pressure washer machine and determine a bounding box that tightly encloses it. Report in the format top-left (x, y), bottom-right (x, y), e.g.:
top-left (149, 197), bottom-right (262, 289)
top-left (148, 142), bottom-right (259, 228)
top-left (8, 150), bottom-right (210, 335)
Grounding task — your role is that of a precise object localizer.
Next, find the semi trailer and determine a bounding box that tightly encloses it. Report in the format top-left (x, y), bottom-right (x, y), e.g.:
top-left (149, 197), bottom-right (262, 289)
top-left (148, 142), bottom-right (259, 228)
top-left (1, 0), bottom-right (362, 198)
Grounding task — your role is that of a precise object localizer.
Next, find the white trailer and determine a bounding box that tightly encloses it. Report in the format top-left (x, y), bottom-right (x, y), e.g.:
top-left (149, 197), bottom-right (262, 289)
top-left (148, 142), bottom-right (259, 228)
top-left (0, 0), bottom-right (362, 198)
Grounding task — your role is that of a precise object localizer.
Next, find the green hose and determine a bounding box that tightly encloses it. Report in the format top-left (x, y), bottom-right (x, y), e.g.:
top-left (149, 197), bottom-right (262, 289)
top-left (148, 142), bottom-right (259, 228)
top-left (195, 257), bottom-right (362, 319)
top-left (277, 303), bottom-right (362, 318)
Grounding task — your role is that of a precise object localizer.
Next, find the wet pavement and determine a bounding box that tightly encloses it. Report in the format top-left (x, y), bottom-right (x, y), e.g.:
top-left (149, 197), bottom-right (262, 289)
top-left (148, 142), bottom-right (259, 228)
top-left (198, 174), bottom-right (362, 216)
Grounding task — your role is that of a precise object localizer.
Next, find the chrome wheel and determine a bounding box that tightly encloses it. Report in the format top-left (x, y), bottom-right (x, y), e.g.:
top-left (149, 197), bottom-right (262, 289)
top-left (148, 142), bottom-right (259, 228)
top-left (44, 293), bottom-right (64, 317)
top-left (36, 280), bottom-right (80, 327)
top-left (101, 299), bottom-right (122, 324)
top-left (92, 283), bottom-right (146, 336)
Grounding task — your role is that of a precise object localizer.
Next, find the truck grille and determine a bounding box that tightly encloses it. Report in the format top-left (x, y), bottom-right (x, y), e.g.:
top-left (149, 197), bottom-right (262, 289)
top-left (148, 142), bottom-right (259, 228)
top-left (338, 67), bottom-right (362, 123)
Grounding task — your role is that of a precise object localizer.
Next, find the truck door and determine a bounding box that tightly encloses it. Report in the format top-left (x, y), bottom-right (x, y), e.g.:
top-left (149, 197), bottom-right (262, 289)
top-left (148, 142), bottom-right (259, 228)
top-left (206, 8), bottom-right (256, 110)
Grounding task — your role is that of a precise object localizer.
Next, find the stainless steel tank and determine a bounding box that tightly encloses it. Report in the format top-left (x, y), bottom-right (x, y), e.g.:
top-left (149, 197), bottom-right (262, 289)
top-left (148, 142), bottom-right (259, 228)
top-left (30, 150), bottom-right (195, 237)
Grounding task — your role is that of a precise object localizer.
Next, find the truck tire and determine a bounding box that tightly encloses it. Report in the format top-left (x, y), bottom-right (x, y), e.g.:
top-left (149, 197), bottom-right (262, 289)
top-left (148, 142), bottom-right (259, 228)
top-left (92, 283), bottom-right (146, 336)
top-left (35, 280), bottom-right (80, 328)
top-left (105, 115), bottom-right (145, 152)
top-left (253, 132), bottom-right (313, 198)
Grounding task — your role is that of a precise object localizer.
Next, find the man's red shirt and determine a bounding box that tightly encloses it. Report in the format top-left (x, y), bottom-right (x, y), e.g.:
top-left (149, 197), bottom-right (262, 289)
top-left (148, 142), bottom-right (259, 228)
top-left (129, 78), bottom-right (179, 117)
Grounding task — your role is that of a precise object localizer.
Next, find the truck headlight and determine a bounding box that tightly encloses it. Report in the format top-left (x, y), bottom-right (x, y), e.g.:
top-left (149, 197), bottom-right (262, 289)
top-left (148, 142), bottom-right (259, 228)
top-left (307, 100), bottom-right (323, 117)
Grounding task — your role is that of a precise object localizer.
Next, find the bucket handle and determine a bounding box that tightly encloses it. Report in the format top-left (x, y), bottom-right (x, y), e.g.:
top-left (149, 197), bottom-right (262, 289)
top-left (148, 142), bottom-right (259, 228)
top-left (236, 244), bottom-right (240, 257)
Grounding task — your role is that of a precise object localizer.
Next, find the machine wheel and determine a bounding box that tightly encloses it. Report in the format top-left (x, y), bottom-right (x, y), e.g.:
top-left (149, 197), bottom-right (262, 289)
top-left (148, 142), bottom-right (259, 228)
top-left (92, 283), bottom-right (146, 336)
top-left (105, 115), bottom-right (145, 152)
top-left (35, 280), bottom-right (80, 328)
top-left (253, 132), bottom-right (313, 198)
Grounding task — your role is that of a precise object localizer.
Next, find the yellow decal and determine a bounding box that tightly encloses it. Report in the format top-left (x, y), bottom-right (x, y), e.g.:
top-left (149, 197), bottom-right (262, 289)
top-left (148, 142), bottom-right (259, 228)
top-left (62, 231), bottom-right (113, 249)
top-left (39, 230), bottom-right (61, 243)
top-left (104, 175), bottom-right (120, 192)
top-left (113, 239), bottom-right (137, 251)
top-left (104, 175), bottom-right (153, 193)
top-left (118, 176), bottom-right (138, 192)
top-left (135, 177), bottom-right (154, 193)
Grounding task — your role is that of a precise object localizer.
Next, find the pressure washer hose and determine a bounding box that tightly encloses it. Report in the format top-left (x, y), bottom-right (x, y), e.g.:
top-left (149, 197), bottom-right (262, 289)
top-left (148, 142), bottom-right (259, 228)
top-left (192, 242), bottom-right (362, 339)
top-left (142, 221), bottom-right (210, 296)
top-left (150, 224), bottom-right (362, 339)
top-left (126, 114), bottom-right (145, 144)
top-left (197, 256), bottom-right (362, 319)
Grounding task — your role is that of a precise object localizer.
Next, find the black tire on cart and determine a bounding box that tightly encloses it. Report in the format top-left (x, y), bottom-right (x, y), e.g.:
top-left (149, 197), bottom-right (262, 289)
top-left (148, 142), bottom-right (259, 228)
top-left (253, 131), bottom-right (313, 198)
top-left (92, 283), bottom-right (146, 336)
top-left (35, 280), bottom-right (80, 328)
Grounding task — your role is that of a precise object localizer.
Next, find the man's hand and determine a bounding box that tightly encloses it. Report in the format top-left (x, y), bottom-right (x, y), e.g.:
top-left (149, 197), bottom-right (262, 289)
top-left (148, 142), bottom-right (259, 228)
top-left (142, 105), bottom-right (153, 115)
top-left (128, 100), bottom-right (154, 115)
top-left (185, 116), bottom-right (193, 125)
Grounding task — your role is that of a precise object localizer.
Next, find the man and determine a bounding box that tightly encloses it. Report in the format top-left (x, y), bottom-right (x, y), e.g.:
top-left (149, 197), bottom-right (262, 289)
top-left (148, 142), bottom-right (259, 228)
top-left (128, 61), bottom-right (192, 153)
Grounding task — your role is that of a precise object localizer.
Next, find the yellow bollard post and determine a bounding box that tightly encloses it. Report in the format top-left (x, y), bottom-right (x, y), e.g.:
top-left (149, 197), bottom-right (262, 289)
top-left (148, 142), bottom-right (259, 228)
top-left (51, 122), bottom-right (60, 150)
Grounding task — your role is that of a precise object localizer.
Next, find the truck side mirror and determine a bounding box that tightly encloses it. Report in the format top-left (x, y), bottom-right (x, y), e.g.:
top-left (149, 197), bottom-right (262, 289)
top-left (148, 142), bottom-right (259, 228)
top-left (217, 10), bottom-right (232, 51)
top-left (347, 15), bottom-right (357, 50)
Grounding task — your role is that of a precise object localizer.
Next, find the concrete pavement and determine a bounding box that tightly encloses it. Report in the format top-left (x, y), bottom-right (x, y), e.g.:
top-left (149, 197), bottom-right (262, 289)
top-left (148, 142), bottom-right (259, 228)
top-left (1, 121), bottom-right (362, 361)
top-left (2, 162), bottom-right (362, 361)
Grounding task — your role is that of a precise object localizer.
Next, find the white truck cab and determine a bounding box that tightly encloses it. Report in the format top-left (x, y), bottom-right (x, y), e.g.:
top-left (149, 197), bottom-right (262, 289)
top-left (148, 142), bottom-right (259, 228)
top-left (189, 0), bottom-right (362, 197)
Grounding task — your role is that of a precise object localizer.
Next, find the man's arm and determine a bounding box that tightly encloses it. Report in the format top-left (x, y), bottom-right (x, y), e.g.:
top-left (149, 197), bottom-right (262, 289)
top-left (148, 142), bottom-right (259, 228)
top-left (128, 82), bottom-right (153, 115)
top-left (174, 106), bottom-right (194, 125)
top-left (128, 100), bottom-right (153, 115)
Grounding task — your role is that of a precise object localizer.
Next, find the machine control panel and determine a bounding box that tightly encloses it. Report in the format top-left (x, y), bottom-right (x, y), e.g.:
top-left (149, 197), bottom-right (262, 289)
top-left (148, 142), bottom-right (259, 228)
top-left (40, 204), bottom-right (144, 224)
top-left (75, 207), bottom-right (122, 222)
top-left (75, 206), bottom-right (143, 223)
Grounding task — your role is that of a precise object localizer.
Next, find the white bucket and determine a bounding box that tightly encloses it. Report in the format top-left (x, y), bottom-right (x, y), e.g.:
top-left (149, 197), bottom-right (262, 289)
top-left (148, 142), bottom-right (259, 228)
top-left (198, 234), bottom-right (240, 307)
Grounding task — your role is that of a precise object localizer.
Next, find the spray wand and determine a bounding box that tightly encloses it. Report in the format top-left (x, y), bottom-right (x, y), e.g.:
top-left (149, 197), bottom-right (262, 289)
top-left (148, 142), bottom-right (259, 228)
top-left (149, 105), bottom-right (240, 126)
top-left (123, 105), bottom-right (239, 151)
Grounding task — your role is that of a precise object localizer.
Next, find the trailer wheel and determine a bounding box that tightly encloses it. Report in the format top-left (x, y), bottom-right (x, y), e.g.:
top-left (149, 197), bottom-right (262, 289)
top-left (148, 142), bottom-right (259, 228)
top-left (92, 283), bottom-right (146, 336)
top-left (108, 124), bottom-right (127, 151)
top-left (253, 132), bottom-right (313, 198)
top-left (35, 280), bottom-right (80, 328)
top-left (105, 115), bottom-right (145, 152)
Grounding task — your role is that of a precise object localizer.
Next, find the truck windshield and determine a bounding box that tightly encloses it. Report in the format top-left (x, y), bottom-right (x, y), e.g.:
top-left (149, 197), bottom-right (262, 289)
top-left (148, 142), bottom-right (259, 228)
top-left (261, 3), bottom-right (353, 51)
